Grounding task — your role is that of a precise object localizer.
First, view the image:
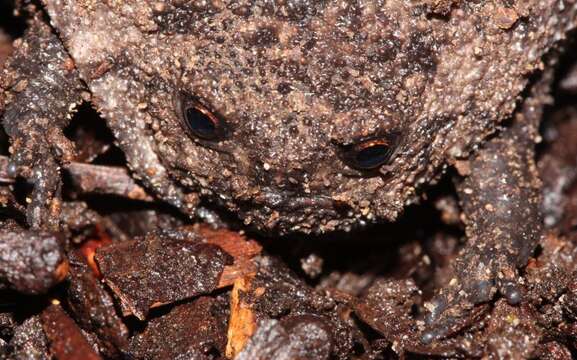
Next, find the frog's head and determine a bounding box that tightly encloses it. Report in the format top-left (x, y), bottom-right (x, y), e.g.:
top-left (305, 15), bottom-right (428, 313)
top-left (147, 2), bottom-right (449, 234)
top-left (53, 1), bottom-right (515, 234)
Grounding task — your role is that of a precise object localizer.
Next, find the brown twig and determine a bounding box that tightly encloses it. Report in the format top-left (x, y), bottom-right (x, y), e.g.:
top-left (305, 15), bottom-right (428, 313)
top-left (0, 155), bottom-right (152, 201)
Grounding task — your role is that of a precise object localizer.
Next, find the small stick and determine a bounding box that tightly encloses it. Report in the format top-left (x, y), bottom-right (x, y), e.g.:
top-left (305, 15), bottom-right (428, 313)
top-left (0, 155), bottom-right (152, 201)
top-left (66, 162), bottom-right (152, 201)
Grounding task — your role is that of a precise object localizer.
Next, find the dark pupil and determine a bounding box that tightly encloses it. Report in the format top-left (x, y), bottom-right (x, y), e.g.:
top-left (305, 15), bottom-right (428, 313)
top-left (185, 107), bottom-right (216, 139)
top-left (355, 144), bottom-right (390, 169)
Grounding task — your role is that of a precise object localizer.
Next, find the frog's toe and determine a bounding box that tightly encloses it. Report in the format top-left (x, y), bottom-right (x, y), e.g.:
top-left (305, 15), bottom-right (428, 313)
top-left (7, 142), bottom-right (63, 229)
top-left (26, 156), bottom-right (62, 230)
top-left (499, 280), bottom-right (524, 305)
top-left (420, 266), bottom-right (524, 344)
top-left (421, 287), bottom-right (480, 343)
top-left (421, 291), bottom-right (490, 344)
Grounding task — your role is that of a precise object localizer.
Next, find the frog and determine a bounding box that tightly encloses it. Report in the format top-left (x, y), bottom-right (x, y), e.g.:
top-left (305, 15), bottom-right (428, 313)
top-left (1, 0), bottom-right (576, 345)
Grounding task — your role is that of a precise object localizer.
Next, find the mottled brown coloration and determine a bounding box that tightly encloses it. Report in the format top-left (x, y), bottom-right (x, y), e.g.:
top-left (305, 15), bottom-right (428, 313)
top-left (354, 279), bottom-right (420, 342)
top-left (481, 300), bottom-right (541, 358)
top-left (421, 0), bottom-right (461, 15)
top-left (2, 0), bottom-right (572, 233)
top-left (420, 66), bottom-right (551, 343)
top-left (1, 7), bottom-right (83, 230)
top-left (354, 278), bottom-right (490, 357)
top-left (1, 0), bottom-right (577, 349)
top-left (232, 256), bottom-right (358, 358)
top-left (540, 342), bottom-right (573, 360)
top-left (65, 162), bottom-right (153, 202)
top-left (196, 225), bottom-right (262, 287)
top-left (0, 155), bottom-right (152, 202)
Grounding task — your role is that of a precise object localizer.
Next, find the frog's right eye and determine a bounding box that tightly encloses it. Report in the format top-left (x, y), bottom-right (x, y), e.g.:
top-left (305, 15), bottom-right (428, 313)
top-left (179, 94), bottom-right (227, 141)
top-left (335, 132), bottom-right (400, 171)
top-left (351, 140), bottom-right (392, 169)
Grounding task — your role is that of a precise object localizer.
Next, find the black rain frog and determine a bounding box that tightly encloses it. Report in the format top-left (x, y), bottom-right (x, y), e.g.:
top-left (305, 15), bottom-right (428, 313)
top-left (2, 0), bottom-right (576, 345)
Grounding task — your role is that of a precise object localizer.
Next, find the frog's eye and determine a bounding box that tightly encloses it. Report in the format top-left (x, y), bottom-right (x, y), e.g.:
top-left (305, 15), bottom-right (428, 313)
top-left (184, 105), bottom-right (219, 140)
top-left (338, 138), bottom-right (396, 171)
top-left (179, 95), bottom-right (226, 141)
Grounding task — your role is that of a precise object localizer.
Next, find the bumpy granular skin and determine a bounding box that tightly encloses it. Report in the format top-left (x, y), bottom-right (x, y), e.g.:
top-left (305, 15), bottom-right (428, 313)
top-left (417, 63), bottom-right (552, 343)
top-left (25, 0), bottom-right (575, 234)
top-left (1, 9), bottom-right (83, 230)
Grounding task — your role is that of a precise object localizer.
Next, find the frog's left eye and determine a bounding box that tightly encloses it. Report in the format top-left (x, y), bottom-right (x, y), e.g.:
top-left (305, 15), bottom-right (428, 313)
top-left (179, 94), bottom-right (226, 141)
top-left (338, 137), bottom-right (397, 171)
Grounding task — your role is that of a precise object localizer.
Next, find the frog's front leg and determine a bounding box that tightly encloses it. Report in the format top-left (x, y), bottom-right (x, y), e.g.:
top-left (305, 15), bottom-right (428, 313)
top-left (1, 10), bottom-right (83, 230)
top-left (421, 82), bottom-right (546, 344)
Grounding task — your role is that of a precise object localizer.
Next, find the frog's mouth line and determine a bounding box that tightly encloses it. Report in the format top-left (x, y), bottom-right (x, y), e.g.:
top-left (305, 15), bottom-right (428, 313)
top-left (256, 190), bottom-right (352, 214)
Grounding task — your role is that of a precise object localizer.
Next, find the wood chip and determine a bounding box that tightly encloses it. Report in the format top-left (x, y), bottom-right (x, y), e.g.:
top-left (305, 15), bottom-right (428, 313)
top-left (226, 275), bottom-right (257, 359)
